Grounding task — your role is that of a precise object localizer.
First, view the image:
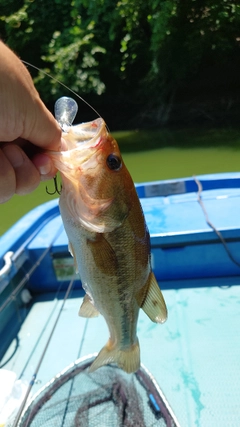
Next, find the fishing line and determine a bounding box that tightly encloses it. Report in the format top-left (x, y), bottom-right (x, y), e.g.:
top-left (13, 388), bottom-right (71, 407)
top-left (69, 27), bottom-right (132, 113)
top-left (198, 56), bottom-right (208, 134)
top-left (21, 60), bottom-right (103, 121)
top-left (0, 219), bottom-right (75, 424)
top-left (0, 220), bottom-right (66, 372)
top-left (12, 277), bottom-right (75, 427)
top-left (194, 176), bottom-right (240, 268)
top-left (0, 221), bottom-right (64, 314)
top-left (18, 281), bottom-right (66, 381)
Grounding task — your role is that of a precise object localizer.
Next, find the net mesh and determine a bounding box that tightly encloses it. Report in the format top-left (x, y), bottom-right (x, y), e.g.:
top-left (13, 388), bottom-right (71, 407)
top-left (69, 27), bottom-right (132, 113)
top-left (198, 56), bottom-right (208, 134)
top-left (17, 356), bottom-right (179, 427)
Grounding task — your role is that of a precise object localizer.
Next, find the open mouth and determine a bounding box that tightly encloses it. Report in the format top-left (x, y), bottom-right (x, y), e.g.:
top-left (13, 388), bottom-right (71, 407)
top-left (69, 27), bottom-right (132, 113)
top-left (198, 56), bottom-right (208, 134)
top-left (66, 118), bottom-right (105, 149)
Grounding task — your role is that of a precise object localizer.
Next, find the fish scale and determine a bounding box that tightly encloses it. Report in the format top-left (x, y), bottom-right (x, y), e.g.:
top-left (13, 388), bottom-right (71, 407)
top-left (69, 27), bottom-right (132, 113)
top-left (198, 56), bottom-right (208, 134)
top-left (47, 116), bottom-right (167, 373)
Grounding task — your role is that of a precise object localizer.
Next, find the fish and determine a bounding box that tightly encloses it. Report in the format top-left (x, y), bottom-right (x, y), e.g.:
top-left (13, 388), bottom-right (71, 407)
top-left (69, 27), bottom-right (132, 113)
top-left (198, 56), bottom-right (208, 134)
top-left (48, 117), bottom-right (167, 373)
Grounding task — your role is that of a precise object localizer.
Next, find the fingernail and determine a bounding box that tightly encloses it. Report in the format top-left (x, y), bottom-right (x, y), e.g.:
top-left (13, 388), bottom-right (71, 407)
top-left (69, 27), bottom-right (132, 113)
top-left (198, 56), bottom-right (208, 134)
top-left (38, 161), bottom-right (52, 175)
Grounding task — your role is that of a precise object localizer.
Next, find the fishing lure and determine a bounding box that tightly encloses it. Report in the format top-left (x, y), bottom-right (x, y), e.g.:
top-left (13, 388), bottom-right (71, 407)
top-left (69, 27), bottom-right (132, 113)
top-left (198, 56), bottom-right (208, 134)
top-left (21, 60), bottom-right (104, 196)
top-left (46, 96), bottom-right (79, 195)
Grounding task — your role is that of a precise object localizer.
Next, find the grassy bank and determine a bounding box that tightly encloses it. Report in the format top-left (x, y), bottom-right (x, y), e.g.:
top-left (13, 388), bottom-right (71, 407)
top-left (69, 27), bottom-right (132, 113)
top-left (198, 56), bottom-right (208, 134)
top-left (115, 127), bottom-right (240, 152)
top-left (0, 127), bottom-right (240, 235)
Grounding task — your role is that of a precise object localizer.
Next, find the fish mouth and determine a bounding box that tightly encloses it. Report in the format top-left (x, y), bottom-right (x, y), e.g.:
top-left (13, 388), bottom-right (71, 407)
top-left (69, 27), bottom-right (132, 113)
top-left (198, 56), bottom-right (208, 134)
top-left (62, 118), bottom-right (107, 169)
top-left (57, 118), bottom-right (121, 232)
top-left (48, 118), bottom-right (107, 176)
top-left (67, 118), bottom-right (105, 149)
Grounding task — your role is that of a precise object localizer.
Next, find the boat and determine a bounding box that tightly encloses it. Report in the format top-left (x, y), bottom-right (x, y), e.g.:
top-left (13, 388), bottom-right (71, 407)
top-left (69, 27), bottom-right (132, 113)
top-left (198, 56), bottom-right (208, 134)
top-left (1, 171), bottom-right (240, 426)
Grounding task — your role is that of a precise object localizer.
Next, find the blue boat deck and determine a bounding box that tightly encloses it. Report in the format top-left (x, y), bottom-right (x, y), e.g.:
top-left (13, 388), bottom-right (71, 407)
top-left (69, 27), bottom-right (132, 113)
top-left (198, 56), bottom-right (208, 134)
top-left (1, 280), bottom-right (240, 426)
top-left (2, 173), bottom-right (240, 426)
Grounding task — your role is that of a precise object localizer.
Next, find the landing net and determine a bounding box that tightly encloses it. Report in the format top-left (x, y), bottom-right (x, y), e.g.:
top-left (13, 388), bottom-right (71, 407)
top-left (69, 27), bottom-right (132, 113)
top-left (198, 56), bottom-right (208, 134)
top-left (14, 355), bottom-right (179, 427)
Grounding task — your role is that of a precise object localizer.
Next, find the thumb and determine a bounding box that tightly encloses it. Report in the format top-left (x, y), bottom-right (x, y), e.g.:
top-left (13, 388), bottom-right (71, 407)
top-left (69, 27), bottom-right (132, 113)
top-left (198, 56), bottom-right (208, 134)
top-left (24, 97), bottom-right (62, 151)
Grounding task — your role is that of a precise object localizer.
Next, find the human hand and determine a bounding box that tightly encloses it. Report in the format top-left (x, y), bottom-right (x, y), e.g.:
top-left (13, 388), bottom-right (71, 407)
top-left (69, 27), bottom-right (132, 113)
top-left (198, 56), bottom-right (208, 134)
top-left (0, 41), bottom-right (62, 203)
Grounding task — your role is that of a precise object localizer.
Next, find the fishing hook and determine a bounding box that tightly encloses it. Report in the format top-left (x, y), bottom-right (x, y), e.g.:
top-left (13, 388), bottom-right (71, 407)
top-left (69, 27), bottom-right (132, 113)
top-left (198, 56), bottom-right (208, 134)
top-left (46, 176), bottom-right (62, 195)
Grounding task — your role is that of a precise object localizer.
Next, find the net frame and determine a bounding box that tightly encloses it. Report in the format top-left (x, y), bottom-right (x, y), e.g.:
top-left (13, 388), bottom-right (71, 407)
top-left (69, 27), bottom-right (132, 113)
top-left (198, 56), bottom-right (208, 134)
top-left (16, 354), bottom-right (180, 427)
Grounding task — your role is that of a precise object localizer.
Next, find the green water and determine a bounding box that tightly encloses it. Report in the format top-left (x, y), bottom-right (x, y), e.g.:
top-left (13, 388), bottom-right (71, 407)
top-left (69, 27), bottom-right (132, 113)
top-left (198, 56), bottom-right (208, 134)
top-left (123, 147), bottom-right (240, 182)
top-left (1, 146), bottom-right (240, 235)
top-left (0, 183), bottom-right (58, 235)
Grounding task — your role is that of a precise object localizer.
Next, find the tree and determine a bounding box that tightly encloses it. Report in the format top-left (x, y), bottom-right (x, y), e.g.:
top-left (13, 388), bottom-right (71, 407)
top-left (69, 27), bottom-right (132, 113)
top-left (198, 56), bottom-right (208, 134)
top-left (1, 0), bottom-right (240, 127)
top-left (115, 0), bottom-right (240, 124)
top-left (0, 0), bottom-right (106, 103)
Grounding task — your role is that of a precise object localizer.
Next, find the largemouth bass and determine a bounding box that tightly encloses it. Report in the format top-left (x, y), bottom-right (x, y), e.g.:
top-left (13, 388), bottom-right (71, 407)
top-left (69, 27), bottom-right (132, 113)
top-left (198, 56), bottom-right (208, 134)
top-left (48, 118), bottom-right (167, 373)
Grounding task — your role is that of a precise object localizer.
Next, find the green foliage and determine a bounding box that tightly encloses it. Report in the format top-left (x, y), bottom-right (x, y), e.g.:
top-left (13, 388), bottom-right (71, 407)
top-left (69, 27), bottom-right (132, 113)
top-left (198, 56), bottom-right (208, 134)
top-left (0, 0), bottom-right (239, 126)
top-left (0, 0), bottom-right (106, 101)
top-left (35, 22), bottom-right (106, 101)
top-left (125, 0), bottom-right (240, 124)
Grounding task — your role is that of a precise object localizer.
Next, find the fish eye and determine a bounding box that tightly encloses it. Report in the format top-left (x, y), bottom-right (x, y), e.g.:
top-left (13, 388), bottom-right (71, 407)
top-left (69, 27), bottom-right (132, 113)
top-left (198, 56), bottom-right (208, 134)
top-left (106, 154), bottom-right (122, 171)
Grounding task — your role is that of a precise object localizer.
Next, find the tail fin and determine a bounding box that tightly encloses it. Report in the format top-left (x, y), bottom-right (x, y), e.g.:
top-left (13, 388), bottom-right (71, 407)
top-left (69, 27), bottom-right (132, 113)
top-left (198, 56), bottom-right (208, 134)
top-left (89, 339), bottom-right (140, 374)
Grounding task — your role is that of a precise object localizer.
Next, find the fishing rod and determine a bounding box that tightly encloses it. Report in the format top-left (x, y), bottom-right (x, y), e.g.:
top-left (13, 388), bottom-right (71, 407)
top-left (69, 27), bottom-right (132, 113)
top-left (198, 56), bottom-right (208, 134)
top-left (0, 220), bottom-right (64, 315)
top-left (12, 276), bottom-right (75, 427)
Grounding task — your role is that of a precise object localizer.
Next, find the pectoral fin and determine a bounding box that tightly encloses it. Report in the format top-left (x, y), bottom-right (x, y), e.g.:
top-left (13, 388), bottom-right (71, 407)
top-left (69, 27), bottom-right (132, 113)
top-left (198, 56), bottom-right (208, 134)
top-left (79, 294), bottom-right (100, 318)
top-left (136, 272), bottom-right (167, 323)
